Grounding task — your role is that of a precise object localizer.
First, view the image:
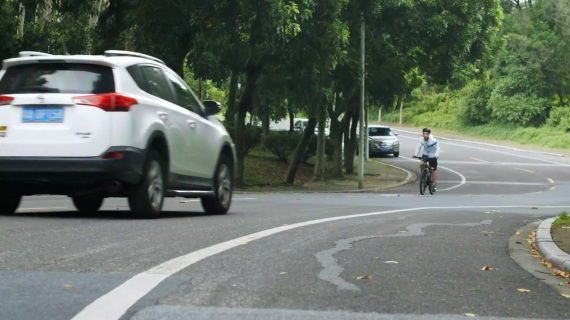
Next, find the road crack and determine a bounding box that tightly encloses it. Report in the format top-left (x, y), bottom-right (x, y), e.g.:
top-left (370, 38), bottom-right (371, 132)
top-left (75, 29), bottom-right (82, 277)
top-left (315, 219), bottom-right (493, 292)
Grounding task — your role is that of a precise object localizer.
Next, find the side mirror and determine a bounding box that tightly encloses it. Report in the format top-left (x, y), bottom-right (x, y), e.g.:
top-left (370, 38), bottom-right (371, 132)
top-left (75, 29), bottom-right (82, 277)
top-left (203, 100), bottom-right (222, 116)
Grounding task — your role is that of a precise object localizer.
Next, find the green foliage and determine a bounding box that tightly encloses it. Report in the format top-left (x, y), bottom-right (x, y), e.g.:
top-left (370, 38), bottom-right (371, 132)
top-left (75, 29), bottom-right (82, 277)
top-left (488, 77), bottom-right (549, 126)
top-left (546, 107), bottom-right (570, 129)
top-left (458, 80), bottom-right (493, 125)
top-left (553, 212), bottom-right (570, 226)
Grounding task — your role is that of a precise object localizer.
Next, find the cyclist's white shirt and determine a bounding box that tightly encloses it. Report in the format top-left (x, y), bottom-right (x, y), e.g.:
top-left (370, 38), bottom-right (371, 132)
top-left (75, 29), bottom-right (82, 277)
top-left (415, 135), bottom-right (440, 158)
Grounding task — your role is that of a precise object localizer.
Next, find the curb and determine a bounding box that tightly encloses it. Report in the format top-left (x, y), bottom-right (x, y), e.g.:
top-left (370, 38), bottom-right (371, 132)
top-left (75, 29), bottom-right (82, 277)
top-left (536, 218), bottom-right (570, 273)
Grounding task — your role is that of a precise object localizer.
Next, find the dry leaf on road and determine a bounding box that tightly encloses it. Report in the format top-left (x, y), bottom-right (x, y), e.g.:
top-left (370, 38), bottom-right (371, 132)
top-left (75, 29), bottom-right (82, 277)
top-left (280, 272), bottom-right (288, 275)
top-left (464, 313), bottom-right (478, 317)
top-left (517, 288), bottom-right (531, 293)
top-left (356, 275), bottom-right (373, 280)
top-left (481, 266), bottom-right (492, 271)
top-left (384, 261), bottom-right (399, 264)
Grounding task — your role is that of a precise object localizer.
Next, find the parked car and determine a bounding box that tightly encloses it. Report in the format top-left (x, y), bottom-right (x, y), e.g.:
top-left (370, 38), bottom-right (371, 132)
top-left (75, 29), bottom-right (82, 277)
top-left (294, 118), bottom-right (330, 136)
top-left (358, 125), bottom-right (400, 157)
top-left (0, 50), bottom-right (235, 218)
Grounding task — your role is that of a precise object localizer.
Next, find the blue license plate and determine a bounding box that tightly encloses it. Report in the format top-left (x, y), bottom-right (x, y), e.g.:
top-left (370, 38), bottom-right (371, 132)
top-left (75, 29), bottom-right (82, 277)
top-left (22, 107), bottom-right (64, 123)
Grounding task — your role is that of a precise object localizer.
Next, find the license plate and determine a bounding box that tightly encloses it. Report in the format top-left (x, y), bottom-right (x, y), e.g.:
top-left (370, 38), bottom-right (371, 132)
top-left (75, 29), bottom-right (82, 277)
top-left (22, 107), bottom-right (64, 123)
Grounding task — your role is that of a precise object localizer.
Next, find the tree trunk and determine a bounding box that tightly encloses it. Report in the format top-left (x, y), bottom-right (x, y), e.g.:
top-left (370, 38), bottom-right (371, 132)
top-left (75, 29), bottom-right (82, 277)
top-left (398, 95), bottom-right (404, 125)
top-left (286, 118), bottom-right (317, 184)
top-left (313, 99), bottom-right (328, 181)
top-left (287, 102), bottom-right (295, 133)
top-left (558, 85), bottom-right (565, 107)
top-left (328, 86), bottom-right (360, 178)
top-left (234, 63), bottom-right (263, 186)
top-left (261, 106), bottom-right (270, 136)
top-left (225, 72), bottom-right (238, 126)
top-left (344, 112), bottom-right (359, 174)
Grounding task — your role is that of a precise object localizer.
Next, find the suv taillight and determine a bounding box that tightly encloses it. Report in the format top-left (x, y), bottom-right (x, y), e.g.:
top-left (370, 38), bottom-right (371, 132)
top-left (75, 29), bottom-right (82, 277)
top-left (0, 95), bottom-right (14, 106)
top-left (73, 93), bottom-right (137, 112)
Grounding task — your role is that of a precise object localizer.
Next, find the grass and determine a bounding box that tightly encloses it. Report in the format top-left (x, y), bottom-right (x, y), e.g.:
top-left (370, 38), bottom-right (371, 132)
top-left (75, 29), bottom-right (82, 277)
top-left (238, 147), bottom-right (408, 192)
top-left (553, 212), bottom-right (570, 226)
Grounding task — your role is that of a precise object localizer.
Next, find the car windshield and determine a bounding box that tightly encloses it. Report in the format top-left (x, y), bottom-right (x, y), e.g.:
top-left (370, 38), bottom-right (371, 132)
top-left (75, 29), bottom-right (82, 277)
top-left (369, 127), bottom-right (393, 137)
top-left (0, 63), bottom-right (114, 94)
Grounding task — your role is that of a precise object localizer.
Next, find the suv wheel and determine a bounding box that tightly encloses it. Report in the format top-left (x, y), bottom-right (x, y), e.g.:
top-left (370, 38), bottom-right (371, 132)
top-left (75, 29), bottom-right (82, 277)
top-left (72, 195), bottom-right (103, 213)
top-left (0, 193), bottom-right (22, 215)
top-left (128, 150), bottom-right (165, 219)
top-left (201, 155), bottom-right (233, 215)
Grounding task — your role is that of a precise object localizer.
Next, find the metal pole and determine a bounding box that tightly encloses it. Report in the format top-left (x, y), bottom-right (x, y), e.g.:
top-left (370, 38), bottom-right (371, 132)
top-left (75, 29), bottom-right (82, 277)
top-left (358, 14), bottom-right (365, 189)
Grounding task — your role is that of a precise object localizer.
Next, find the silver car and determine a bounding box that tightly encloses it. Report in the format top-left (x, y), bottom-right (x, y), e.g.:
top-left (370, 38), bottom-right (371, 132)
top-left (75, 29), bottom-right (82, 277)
top-left (367, 125), bottom-right (400, 157)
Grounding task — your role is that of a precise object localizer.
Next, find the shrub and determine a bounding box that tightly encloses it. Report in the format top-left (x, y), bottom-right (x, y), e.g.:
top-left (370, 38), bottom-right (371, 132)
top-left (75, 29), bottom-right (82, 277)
top-left (225, 123), bottom-right (262, 155)
top-left (263, 132), bottom-right (331, 163)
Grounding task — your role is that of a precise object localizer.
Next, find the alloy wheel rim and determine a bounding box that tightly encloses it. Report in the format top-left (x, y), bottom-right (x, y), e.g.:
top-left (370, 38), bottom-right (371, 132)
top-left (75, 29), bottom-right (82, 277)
top-left (217, 164), bottom-right (232, 207)
top-left (147, 161), bottom-right (163, 210)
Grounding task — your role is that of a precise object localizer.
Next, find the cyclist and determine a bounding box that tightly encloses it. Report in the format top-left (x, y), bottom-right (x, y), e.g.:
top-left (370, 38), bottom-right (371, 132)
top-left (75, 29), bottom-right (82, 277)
top-left (414, 128), bottom-right (440, 191)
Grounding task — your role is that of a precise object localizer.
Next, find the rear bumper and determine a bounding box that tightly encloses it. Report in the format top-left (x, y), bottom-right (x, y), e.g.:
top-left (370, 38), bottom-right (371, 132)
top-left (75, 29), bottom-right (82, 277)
top-left (0, 147), bottom-right (145, 195)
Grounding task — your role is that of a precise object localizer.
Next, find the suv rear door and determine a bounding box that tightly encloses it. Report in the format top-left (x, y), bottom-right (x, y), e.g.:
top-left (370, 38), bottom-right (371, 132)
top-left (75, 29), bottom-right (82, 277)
top-left (0, 62), bottom-right (115, 157)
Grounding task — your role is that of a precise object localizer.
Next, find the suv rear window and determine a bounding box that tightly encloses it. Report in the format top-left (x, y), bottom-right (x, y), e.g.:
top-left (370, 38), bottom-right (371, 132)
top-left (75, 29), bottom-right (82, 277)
top-left (0, 63), bottom-right (115, 94)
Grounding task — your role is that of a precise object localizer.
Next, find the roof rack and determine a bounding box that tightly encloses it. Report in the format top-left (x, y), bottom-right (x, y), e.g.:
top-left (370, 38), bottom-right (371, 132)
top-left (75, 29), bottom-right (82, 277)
top-left (19, 51), bottom-right (53, 57)
top-left (104, 50), bottom-right (165, 65)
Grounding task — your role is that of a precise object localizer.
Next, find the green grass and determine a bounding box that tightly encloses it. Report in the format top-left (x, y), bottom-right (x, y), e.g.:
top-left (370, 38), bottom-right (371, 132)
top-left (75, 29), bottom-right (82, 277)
top-left (553, 212), bottom-right (570, 226)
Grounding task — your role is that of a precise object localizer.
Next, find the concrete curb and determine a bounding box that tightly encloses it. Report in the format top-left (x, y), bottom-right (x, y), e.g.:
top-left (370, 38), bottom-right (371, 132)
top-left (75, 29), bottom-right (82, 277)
top-left (536, 218), bottom-right (570, 273)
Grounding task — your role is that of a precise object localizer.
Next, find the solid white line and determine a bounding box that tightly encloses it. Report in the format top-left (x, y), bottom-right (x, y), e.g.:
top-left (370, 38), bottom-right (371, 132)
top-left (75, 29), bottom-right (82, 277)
top-left (437, 166), bottom-right (467, 191)
top-left (514, 168), bottom-right (535, 174)
top-left (438, 181), bottom-right (548, 186)
top-left (547, 178), bottom-right (555, 184)
top-left (401, 156), bottom-right (466, 192)
top-left (397, 134), bottom-right (568, 167)
top-left (470, 157), bottom-right (487, 163)
top-left (393, 128), bottom-right (564, 157)
top-left (72, 204), bottom-right (570, 320)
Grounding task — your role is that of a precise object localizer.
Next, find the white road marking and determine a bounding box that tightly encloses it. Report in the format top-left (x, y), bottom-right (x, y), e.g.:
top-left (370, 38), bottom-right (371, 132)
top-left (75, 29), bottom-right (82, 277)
top-left (515, 168), bottom-right (535, 174)
top-left (394, 128), bottom-right (565, 157)
top-left (397, 134), bottom-right (568, 167)
top-left (470, 157), bottom-right (487, 163)
top-left (437, 181), bottom-right (548, 186)
top-left (401, 156), bottom-right (466, 192)
top-left (547, 178), bottom-right (555, 184)
top-left (72, 204), bottom-right (570, 320)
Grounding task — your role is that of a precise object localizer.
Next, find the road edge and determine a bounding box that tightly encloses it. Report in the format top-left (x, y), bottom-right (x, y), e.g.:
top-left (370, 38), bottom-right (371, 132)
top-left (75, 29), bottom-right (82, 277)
top-left (536, 218), bottom-right (570, 273)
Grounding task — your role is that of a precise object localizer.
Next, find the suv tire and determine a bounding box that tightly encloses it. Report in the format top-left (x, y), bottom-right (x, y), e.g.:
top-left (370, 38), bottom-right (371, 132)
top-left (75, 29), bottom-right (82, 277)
top-left (128, 149), bottom-right (165, 219)
top-left (0, 192), bottom-right (21, 215)
top-left (201, 155), bottom-right (233, 215)
top-left (72, 195), bottom-right (104, 214)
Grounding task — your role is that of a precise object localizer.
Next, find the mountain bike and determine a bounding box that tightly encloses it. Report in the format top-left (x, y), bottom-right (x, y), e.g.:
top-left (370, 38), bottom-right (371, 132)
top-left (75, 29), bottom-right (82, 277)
top-left (413, 155), bottom-right (435, 195)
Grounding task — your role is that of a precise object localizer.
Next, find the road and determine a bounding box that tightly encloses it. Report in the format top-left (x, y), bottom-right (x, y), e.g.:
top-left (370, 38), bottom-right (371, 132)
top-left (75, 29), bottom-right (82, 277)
top-left (1, 129), bottom-right (569, 320)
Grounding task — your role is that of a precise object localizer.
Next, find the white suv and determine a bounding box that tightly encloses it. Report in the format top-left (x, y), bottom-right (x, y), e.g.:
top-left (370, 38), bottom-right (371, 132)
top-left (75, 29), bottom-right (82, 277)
top-left (0, 50), bottom-right (235, 218)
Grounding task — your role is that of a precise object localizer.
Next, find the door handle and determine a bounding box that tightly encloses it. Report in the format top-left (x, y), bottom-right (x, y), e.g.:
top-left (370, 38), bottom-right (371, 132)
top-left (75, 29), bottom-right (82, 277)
top-left (158, 112), bottom-right (168, 121)
top-left (187, 120), bottom-right (197, 129)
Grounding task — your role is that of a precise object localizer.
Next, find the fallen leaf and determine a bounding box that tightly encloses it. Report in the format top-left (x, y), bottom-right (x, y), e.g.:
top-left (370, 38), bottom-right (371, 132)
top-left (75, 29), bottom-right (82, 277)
top-left (399, 231), bottom-right (407, 233)
top-left (561, 293), bottom-right (570, 299)
top-left (356, 275), bottom-right (373, 280)
top-left (470, 288), bottom-right (480, 292)
top-left (63, 284), bottom-right (73, 288)
top-left (280, 272), bottom-right (288, 275)
top-left (384, 261), bottom-right (399, 264)
top-left (464, 313), bottom-right (478, 317)
top-left (517, 288), bottom-right (531, 293)
top-left (481, 266), bottom-right (492, 271)
top-left (482, 231), bottom-right (495, 234)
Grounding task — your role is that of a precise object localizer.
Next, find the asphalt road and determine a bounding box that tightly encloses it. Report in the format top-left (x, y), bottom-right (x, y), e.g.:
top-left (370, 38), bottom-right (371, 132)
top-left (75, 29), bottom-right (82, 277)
top-left (1, 129), bottom-right (569, 320)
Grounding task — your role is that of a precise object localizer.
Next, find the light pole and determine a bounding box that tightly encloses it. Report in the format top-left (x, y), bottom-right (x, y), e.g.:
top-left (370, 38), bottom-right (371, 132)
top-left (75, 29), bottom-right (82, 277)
top-left (358, 13), bottom-right (365, 189)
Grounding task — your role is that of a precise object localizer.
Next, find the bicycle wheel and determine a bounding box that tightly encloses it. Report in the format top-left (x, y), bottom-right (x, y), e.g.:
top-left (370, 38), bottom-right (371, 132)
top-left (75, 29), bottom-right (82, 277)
top-left (419, 169), bottom-right (428, 195)
top-left (429, 174), bottom-right (435, 195)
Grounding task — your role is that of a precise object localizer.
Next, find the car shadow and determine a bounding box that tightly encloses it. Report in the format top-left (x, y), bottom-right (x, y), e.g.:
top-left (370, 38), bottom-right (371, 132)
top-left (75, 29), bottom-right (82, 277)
top-left (6, 210), bottom-right (221, 220)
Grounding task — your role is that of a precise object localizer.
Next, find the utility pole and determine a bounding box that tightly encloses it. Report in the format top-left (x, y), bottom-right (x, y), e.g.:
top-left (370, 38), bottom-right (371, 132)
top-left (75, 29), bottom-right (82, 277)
top-left (358, 13), bottom-right (365, 189)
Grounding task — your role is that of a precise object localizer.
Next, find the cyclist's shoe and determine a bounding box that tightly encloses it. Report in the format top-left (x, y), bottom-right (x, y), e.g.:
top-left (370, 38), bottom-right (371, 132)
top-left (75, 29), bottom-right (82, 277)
top-left (433, 185), bottom-right (437, 192)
